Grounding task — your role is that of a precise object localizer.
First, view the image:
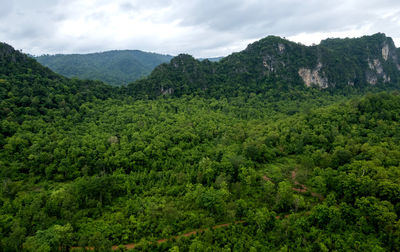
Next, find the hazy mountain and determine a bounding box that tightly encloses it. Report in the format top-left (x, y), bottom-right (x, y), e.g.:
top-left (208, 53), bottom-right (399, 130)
top-left (35, 50), bottom-right (174, 86)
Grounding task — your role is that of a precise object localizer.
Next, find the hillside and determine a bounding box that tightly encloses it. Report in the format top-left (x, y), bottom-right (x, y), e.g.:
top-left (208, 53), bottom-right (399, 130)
top-left (128, 33), bottom-right (400, 99)
top-left (0, 42), bottom-right (120, 131)
top-left (36, 50), bottom-right (173, 86)
top-left (1, 35), bottom-right (400, 251)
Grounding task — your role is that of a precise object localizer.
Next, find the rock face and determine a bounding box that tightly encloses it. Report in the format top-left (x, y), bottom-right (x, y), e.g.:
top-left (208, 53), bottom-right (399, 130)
top-left (367, 58), bottom-right (382, 84)
top-left (381, 41), bottom-right (400, 71)
top-left (278, 43), bottom-right (285, 52)
top-left (366, 72), bottom-right (378, 85)
top-left (298, 63), bottom-right (329, 88)
top-left (161, 87), bottom-right (173, 95)
top-left (382, 43), bottom-right (390, 61)
top-left (368, 59), bottom-right (383, 74)
top-left (367, 56), bottom-right (392, 84)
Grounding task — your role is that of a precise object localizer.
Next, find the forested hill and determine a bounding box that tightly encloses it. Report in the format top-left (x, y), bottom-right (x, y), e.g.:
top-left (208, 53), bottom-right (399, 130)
top-left (127, 33), bottom-right (400, 99)
top-left (0, 42), bottom-right (119, 126)
top-left (35, 50), bottom-right (173, 86)
top-left (0, 42), bottom-right (57, 78)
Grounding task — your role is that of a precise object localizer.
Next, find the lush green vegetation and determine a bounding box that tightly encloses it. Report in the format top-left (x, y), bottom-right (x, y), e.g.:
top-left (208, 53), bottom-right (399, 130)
top-left (35, 50), bottom-right (173, 86)
top-left (1, 33), bottom-right (400, 251)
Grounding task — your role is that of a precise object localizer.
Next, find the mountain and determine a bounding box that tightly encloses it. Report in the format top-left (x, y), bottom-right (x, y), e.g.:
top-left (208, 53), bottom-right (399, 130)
top-left (127, 33), bottom-right (400, 99)
top-left (35, 50), bottom-right (173, 86)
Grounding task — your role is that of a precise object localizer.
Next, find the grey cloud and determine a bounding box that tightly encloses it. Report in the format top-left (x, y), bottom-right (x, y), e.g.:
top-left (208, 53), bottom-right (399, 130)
top-left (119, 0), bottom-right (173, 12)
top-left (0, 1), bottom-right (14, 18)
top-left (178, 1), bottom-right (398, 33)
top-left (120, 2), bottom-right (135, 11)
top-left (0, 0), bottom-right (64, 38)
top-left (1, 0), bottom-right (400, 57)
top-left (168, 1), bottom-right (335, 30)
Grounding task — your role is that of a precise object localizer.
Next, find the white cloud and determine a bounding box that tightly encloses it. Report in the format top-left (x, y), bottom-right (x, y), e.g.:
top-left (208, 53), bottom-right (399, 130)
top-left (0, 0), bottom-right (400, 57)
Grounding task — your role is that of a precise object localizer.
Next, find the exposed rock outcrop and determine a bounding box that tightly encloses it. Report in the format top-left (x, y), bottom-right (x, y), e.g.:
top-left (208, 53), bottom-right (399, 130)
top-left (366, 72), bottom-right (378, 85)
top-left (368, 58), bottom-right (384, 74)
top-left (298, 62), bottom-right (328, 88)
top-left (278, 43), bottom-right (285, 52)
top-left (367, 58), bottom-right (390, 84)
top-left (262, 54), bottom-right (285, 72)
top-left (381, 40), bottom-right (400, 70)
top-left (161, 87), bottom-right (173, 95)
top-left (382, 43), bottom-right (390, 61)
top-left (262, 55), bottom-right (275, 72)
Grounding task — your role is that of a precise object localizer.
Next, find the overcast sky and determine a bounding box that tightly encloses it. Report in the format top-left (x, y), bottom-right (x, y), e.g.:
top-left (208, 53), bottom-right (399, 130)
top-left (1, 0), bottom-right (400, 57)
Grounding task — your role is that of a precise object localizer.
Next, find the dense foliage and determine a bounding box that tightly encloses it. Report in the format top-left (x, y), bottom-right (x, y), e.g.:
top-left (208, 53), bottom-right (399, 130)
top-left (1, 34), bottom-right (400, 251)
top-left (36, 51), bottom-right (173, 86)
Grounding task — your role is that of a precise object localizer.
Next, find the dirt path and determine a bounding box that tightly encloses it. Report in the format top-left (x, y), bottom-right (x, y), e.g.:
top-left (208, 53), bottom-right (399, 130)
top-left (290, 168), bottom-right (324, 200)
top-left (72, 168), bottom-right (323, 251)
top-left (113, 221), bottom-right (246, 250)
top-left (106, 169), bottom-right (323, 251)
top-left (71, 221), bottom-right (245, 251)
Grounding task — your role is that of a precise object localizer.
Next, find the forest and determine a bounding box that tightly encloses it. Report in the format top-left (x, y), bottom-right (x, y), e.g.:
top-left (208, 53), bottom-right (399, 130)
top-left (1, 34), bottom-right (400, 251)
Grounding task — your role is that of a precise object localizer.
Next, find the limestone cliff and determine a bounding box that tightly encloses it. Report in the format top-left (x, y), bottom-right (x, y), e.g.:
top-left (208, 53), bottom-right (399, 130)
top-left (298, 63), bottom-right (328, 88)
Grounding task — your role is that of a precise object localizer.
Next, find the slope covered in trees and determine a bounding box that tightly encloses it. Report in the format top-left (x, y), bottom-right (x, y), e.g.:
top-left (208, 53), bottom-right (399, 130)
top-left (36, 50), bottom-right (173, 86)
top-left (128, 33), bottom-right (400, 99)
top-left (0, 42), bottom-right (120, 147)
top-left (0, 34), bottom-right (400, 251)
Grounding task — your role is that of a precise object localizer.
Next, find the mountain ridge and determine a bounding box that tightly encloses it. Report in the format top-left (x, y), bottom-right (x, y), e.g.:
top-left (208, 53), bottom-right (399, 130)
top-left (3, 33), bottom-right (400, 100)
top-left (35, 50), bottom-right (174, 86)
top-left (125, 33), bottom-right (400, 99)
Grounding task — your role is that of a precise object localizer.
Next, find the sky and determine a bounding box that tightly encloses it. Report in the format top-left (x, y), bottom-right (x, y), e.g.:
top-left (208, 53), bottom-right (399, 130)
top-left (1, 0), bottom-right (400, 58)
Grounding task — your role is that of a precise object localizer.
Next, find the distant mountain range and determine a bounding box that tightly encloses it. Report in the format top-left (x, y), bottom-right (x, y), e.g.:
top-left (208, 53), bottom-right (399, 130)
top-left (35, 50), bottom-right (174, 86)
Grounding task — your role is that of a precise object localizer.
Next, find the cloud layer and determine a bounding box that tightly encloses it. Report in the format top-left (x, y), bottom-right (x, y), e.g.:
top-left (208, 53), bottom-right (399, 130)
top-left (1, 0), bottom-right (400, 57)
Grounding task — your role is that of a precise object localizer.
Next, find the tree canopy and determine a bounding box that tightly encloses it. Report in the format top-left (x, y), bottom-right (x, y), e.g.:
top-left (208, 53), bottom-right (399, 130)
top-left (1, 34), bottom-right (400, 251)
